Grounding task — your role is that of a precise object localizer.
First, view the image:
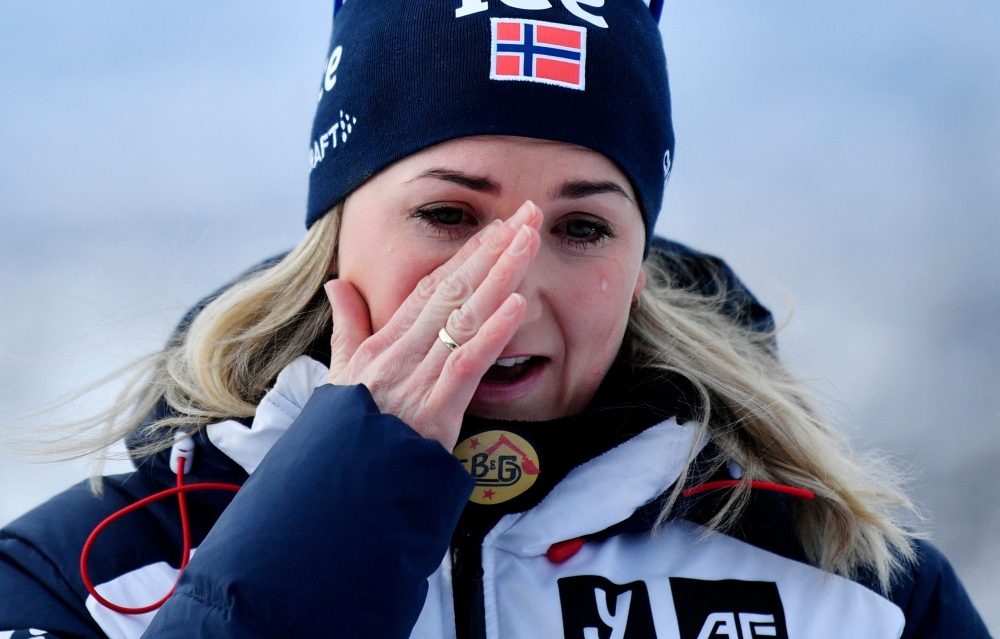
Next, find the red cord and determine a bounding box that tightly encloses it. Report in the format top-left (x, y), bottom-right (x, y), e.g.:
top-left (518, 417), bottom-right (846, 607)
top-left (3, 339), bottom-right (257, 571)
top-left (682, 479), bottom-right (815, 500)
top-left (82, 472), bottom-right (810, 612)
top-left (80, 468), bottom-right (241, 615)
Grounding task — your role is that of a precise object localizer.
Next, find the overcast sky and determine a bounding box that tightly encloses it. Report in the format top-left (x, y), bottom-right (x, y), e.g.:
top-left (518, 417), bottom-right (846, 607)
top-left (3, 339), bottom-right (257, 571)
top-left (1, 0), bottom-right (998, 628)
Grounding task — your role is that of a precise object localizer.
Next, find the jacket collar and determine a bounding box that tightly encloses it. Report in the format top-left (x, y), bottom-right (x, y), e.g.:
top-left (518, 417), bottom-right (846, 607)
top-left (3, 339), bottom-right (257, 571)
top-left (205, 355), bottom-right (330, 475)
top-left (491, 417), bottom-right (706, 556)
top-left (204, 354), bottom-right (706, 554)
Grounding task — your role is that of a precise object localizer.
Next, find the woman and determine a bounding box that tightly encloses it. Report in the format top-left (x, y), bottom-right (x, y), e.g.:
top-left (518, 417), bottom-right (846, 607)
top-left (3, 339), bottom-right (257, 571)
top-left (0, 0), bottom-right (990, 637)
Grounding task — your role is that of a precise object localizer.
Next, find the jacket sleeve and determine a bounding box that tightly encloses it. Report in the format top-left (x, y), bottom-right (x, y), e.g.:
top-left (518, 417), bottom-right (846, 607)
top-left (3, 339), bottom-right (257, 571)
top-left (141, 383), bottom-right (475, 638)
top-left (895, 539), bottom-right (993, 639)
top-left (0, 537), bottom-right (104, 638)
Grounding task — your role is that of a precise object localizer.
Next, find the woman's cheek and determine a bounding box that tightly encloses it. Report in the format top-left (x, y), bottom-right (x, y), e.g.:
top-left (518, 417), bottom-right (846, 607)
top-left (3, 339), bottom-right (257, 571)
top-left (592, 263), bottom-right (634, 335)
top-left (366, 265), bottom-right (423, 332)
top-left (562, 266), bottom-right (632, 382)
top-left (366, 246), bottom-right (455, 332)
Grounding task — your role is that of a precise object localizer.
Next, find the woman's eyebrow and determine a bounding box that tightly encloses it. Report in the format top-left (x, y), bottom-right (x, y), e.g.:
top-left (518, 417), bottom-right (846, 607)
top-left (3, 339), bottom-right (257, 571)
top-left (409, 168), bottom-right (501, 195)
top-left (554, 179), bottom-right (633, 203)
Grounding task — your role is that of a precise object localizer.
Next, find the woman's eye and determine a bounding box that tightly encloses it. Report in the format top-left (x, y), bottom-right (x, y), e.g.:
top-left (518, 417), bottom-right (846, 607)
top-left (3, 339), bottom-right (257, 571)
top-left (425, 207), bottom-right (466, 225)
top-left (412, 206), bottom-right (476, 239)
top-left (557, 217), bottom-right (616, 248)
top-left (565, 219), bottom-right (601, 238)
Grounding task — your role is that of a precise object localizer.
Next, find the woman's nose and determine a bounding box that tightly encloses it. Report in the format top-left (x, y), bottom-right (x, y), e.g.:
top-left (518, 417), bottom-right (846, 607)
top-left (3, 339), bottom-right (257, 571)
top-left (512, 256), bottom-right (548, 328)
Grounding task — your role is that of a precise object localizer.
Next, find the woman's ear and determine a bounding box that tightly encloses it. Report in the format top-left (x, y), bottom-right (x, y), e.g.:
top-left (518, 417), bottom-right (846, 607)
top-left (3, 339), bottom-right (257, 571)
top-left (327, 252), bottom-right (339, 278)
top-left (632, 266), bottom-right (647, 303)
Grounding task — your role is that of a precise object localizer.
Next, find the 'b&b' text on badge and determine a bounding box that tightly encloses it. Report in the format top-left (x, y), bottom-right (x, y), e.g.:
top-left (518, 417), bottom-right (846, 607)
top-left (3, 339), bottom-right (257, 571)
top-left (454, 430), bottom-right (541, 504)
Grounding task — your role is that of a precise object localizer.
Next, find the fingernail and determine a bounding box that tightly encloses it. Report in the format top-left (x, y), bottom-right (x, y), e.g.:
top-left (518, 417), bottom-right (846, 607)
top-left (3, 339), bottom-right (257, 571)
top-left (499, 293), bottom-right (525, 318)
top-left (507, 200), bottom-right (536, 229)
top-left (507, 225), bottom-right (531, 255)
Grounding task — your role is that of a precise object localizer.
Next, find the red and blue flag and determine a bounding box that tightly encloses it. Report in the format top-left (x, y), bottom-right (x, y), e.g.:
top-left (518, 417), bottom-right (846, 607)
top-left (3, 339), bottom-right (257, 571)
top-left (490, 18), bottom-right (588, 91)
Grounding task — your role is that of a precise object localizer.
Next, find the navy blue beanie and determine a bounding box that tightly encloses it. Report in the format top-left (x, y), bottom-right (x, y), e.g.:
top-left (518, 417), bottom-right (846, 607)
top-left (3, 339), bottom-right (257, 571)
top-left (306, 0), bottom-right (674, 253)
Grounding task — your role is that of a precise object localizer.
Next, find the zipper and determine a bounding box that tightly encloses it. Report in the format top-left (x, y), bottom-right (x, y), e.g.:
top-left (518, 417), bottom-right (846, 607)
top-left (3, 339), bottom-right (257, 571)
top-left (451, 522), bottom-right (488, 639)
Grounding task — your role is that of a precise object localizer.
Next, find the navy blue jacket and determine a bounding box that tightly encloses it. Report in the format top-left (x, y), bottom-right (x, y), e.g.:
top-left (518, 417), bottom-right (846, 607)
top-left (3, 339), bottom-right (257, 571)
top-left (0, 241), bottom-right (990, 638)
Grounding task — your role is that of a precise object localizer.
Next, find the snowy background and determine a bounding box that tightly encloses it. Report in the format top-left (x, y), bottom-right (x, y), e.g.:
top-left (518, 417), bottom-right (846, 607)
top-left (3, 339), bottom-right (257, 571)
top-left (1, 0), bottom-right (997, 630)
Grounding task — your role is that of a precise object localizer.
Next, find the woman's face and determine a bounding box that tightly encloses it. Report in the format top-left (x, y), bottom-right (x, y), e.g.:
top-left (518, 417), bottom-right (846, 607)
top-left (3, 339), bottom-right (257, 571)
top-left (337, 136), bottom-right (646, 421)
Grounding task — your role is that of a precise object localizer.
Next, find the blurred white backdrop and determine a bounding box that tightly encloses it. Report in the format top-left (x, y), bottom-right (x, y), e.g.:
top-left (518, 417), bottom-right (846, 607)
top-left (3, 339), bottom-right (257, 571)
top-left (1, 0), bottom-right (997, 630)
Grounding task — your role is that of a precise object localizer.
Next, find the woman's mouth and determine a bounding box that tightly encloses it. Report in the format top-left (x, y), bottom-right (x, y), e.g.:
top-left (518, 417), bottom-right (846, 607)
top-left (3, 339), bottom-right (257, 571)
top-left (481, 356), bottom-right (542, 384)
top-left (473, 355), bottom-right (548, 404)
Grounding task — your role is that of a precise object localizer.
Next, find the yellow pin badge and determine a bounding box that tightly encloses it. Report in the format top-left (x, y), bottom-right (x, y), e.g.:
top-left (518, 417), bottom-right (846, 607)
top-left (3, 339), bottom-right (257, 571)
top-left (453, 430), bottom-right (540, 504)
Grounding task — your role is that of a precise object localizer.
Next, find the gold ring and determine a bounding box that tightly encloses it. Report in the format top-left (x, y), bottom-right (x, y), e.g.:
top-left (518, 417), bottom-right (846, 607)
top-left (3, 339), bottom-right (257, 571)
top-left (438, 327), bottom-right (460, 351)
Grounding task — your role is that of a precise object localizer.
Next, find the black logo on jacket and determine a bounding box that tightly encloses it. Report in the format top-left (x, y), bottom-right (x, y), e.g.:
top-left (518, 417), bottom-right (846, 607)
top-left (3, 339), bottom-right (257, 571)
top-left (558, 575), bottom-right (657, 638)
top-left (669, 578), bottom-right (788, 639)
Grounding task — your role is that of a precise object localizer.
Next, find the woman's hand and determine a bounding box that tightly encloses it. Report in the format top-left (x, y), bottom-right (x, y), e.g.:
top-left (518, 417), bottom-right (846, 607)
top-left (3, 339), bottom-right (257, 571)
top-left (323, 201), bottom-right (543, 450)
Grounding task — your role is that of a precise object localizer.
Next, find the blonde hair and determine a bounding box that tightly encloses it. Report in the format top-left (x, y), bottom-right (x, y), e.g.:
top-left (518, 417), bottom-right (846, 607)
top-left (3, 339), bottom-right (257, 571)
top-left (41, 203), bottom-right (915, 591)
top-left (629, 248), bottom-right (917, 590)
top-left (38, 206), bottom-right (341, 467)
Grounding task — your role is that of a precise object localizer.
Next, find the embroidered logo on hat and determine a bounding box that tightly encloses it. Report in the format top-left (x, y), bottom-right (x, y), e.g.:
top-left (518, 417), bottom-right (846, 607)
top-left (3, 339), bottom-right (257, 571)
top-left (454, 430), bottom-right (540, 504)
top-left (309, 110), bottom-right (357, 171)
top-left (490, 18), bottom-right (587, 90)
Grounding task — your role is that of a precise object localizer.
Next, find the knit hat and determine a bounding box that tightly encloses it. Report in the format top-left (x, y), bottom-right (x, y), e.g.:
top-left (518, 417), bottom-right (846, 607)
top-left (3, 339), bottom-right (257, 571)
top-left (306, 0), bottom-right (674, 252)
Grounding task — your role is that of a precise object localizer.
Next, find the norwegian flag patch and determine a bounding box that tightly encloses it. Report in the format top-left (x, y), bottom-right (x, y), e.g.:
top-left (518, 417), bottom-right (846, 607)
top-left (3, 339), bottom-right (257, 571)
top-left (490, 18), bottom-right (587, 91)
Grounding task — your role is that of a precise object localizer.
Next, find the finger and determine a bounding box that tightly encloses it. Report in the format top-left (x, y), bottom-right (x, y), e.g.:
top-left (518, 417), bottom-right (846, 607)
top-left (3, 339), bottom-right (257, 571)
top-left (366, 217), bottom-right (505, 352)
top-left (444, 223), bottom-right (539, 347)
top-left (324, 279), bottom-right (373, 383)
top-left (394, 201), bottom-right (541, 364)
top-left (423, 293), bottom-right (527, 447)
top-left (379, 199), bottom-right (542, 347)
